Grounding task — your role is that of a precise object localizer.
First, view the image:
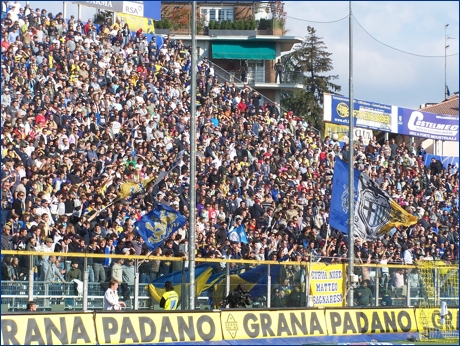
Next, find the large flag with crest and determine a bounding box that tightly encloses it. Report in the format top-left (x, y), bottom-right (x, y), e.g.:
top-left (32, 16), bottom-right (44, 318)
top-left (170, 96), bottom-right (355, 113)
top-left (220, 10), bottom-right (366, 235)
top-left (136, 204), bottom-right (187, 251)
top-left (112, 150), bottom-right (185, 203)
top-left (330, 158), bottom-right (417, 240)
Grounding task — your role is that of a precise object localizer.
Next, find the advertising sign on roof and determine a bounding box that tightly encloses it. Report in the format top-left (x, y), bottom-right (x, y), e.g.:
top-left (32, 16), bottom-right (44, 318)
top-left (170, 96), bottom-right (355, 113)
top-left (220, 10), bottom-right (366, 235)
top-left (73, 1), bottom-right (160, 19)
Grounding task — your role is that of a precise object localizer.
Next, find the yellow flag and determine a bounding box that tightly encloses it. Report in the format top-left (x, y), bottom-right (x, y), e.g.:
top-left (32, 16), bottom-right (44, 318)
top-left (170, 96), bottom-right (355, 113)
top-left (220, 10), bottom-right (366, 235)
top-left (379, 200), bottom-right (418, 234)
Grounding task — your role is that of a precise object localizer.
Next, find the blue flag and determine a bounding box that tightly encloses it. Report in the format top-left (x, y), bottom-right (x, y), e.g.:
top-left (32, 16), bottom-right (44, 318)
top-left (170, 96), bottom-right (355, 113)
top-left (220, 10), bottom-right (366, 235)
top-left (227, 225), bottom-right (249, 244)
top-left (330, 158), bottom-right (360, 235)
top-left (331, 158), bottom-right (417, 240)
top-left (136, 204), bottom-right (187, 251)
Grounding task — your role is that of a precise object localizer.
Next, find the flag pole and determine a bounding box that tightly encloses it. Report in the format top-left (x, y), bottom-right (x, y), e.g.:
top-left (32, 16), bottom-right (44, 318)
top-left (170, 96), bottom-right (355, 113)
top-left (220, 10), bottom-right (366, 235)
top-left (347, 0), bottom-right (355, 307)
top-left (188, 0), bottom-right (197, 311)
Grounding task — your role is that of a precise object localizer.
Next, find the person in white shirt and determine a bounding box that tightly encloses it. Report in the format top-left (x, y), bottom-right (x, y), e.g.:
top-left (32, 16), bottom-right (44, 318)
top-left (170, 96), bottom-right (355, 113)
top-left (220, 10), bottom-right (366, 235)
top-left (104, 279), bottom-right (126, 310)
top-left (35, 199), bottom-right (54, 225)
top-left (8, 1), bottom-right (21, 22)
top-left (403, 242), bottom-right (414, 265)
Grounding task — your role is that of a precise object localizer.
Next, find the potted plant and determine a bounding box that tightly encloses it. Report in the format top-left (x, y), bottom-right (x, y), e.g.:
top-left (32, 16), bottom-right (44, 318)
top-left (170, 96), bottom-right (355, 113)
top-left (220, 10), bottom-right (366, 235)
top-left (208, 18), bottom-right (257, 36)
top-left (155, 18), bottom-right (171, 35)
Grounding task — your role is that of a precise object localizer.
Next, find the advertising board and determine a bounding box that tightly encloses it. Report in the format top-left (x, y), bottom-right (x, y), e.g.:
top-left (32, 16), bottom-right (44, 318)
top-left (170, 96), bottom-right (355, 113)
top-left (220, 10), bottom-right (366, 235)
top-left (323, 94), bottom-right (398, 133)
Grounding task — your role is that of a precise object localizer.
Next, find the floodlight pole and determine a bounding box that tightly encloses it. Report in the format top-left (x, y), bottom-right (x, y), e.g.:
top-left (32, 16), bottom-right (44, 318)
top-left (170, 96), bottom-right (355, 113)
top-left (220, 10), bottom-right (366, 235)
top-left (347, 0), bottom-right (355, 308)
top-left (188, 1), bottom-right (197, 311)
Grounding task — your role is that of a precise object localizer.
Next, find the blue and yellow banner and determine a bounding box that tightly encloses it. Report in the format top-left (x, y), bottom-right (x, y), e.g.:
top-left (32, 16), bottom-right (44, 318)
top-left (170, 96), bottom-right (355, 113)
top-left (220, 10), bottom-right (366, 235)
top-left (114, 176), bottom-right (155, 202)
top-left (330, 158), bottom-right (417, 240)
top-left (148, 264), bottom-right (214, 304)
top-left (136, 204), bottom-right (187, 251)
top-left (212, 265), bottom-right (281, 306)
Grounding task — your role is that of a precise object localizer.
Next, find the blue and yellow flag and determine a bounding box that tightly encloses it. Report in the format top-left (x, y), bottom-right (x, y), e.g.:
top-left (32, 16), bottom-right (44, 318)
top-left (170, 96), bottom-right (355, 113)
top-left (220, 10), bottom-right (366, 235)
top-left (212, 265), bottom-right (281, 305)
top-left (330, 158), bottom-right (418, 240)
top-left (136, 204), bottom-right (187, 251)
top-left (148, 264), bottom-right (213, 304)
top-left (114, 176), bottom-right (155, 202)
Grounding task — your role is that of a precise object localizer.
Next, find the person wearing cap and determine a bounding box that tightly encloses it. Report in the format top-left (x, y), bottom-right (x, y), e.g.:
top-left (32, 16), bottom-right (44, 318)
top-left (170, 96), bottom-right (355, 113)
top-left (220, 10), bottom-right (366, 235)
top-left (1, 87), bottom-right (11, 106)
top-left (66, 260), bottom-right (82, 282)
top-left (160, 281), bottom-right (179, 310)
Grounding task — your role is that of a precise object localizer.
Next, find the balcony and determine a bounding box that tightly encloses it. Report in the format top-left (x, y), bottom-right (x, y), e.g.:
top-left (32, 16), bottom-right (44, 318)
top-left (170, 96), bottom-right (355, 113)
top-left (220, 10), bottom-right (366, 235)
top-left (154, 18), bottom-right (284, 36)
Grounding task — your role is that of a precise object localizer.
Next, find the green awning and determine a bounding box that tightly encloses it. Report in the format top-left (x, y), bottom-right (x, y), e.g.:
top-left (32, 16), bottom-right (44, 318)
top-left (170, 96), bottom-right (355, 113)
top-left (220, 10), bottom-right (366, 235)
top-left (211, 41), bottom-right (276, 60)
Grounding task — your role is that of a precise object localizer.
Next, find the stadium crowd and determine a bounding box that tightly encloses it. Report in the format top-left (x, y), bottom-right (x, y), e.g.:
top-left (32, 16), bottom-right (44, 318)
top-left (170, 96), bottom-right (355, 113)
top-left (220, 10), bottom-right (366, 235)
top-left (1, 2), bottom-right (459, 306)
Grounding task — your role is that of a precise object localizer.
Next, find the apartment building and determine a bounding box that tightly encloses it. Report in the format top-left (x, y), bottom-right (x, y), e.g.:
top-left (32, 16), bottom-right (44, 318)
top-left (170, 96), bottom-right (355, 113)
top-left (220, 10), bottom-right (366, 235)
top-left (156, 1), bottom-right (304, 104)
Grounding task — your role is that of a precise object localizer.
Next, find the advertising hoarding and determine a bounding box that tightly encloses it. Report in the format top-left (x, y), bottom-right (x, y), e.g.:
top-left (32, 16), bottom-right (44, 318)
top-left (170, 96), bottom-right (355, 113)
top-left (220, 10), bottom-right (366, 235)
top-left (73, 1), bottom-right (161, 19)
top-left (323, 94), bottom-right (398, 133)
top-left (398, 108), bottom-right (459, 142)
top-left (324, 123), bottom-right (373, 145)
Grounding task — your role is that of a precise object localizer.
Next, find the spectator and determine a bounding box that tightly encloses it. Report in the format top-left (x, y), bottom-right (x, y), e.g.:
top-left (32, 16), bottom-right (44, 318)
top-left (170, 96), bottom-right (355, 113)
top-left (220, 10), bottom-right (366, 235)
top-left (0, 3), bottom-right (458, 311)
top-left (26, 300), bottom-right (38, 312)
top-left (286, 284), bottom-right (306, 307)
top-left (271, 288), bottom-right (286, 308)
top-left (160, 280), bottom-right (179, 310)
top-left (355, 280), bottom-right (373, 307)
top-left (103, 279), bottom-right (126, 310)
top-left (274, 59), bottom-right (283, 83)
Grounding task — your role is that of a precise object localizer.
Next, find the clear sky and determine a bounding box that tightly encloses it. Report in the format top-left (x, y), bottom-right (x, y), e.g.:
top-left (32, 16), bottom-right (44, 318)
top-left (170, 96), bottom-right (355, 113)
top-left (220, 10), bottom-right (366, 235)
top-left (284, 1), bottom-right (459, 110)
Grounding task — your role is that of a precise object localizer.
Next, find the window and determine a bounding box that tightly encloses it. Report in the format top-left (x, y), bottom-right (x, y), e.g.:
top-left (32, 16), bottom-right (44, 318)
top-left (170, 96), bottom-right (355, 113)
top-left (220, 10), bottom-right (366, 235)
top-left (201, 7), bottom-right (234, 25)
top-left (247, 60), bottom-right (265, 83)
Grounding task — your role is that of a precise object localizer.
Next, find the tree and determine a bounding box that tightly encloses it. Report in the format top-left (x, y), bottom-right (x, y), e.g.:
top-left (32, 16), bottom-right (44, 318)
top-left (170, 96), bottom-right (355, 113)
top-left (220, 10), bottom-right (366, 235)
top-left (281, 26), bottom-right (341, 133)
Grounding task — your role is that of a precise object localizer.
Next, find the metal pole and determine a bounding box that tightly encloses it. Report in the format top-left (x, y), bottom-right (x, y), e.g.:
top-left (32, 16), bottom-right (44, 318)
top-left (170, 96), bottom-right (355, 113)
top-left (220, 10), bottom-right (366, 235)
top-left (406, 276), bottom-right (411, 307)
top-left (181, 259), bottom-right (186, 309)
top-left (188, 0), bottom-right (197, 311)
top-left (83, 257), bottom-right (88, 311)
top-left (305, 261), bottom-right (310, 307)
top-left (445, 24), bottom-right (448, 99)
top-left (267, 264), bottom-right (271, 308)
top-left (28, 255), bottom-right (34, 302)
top-left (307, 254), bottom-right (313, 307)
top-left (63, 2), bottom-right (66, 20)
top-left (44, 283), bottom-right (49, 308)
top-left (78, 5), bottom-right (82, 21)
top-left (134, 259), bottom-right (139, 310)
top-left (435, 267), bottom-right (439, 307)
top-left (225, 262), bottom-right (230, 299)
top-left (375, 271), bottom-right (379, 307)
top-left (347, 0), bottom-right (355, 308)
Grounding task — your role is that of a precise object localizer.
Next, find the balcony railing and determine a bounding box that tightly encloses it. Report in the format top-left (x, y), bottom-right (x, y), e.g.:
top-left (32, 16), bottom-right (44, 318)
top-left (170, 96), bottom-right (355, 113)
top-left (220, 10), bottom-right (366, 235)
top-left (223, 70), bottom-right (305, 84)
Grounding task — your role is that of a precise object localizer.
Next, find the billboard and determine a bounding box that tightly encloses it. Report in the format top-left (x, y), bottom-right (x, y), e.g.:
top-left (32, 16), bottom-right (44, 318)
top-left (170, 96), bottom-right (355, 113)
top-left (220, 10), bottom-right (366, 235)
top-left (398, 108), bottom-right (459, 142)
top-left (324, 123), bottom-right (373, 145)
top-left (73, 1), bottom-right (161, 19)
top-left (116, 12), bottom-right (155, 34)
top-left (323, 94), bottom-right (398, 133)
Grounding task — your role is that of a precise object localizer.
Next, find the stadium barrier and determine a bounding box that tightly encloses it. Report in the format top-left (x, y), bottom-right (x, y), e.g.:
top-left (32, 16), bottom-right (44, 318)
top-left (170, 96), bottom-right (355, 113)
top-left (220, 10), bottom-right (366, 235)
top-left (2, 250), bottom-right (457, 312)
top-left (4, 307), bottom-right (455, 345)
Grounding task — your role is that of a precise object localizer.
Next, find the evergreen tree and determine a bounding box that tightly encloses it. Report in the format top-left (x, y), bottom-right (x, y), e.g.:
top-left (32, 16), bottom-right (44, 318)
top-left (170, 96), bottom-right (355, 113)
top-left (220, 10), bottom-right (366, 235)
top-left (281, 26), bottom-right (341, 133)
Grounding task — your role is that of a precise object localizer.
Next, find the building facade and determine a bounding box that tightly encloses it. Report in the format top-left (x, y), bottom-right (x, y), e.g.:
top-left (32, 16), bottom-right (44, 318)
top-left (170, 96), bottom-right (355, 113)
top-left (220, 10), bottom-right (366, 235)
top-left (156, 1), bottom-right (304, 105)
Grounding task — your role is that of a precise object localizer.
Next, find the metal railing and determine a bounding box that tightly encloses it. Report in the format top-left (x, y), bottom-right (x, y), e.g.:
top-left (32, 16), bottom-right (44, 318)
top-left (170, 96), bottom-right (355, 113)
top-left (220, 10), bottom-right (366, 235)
top-left (1, 251), bottom-right (456, 311)
top-left (222, 70), bottom-right (305, 85)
